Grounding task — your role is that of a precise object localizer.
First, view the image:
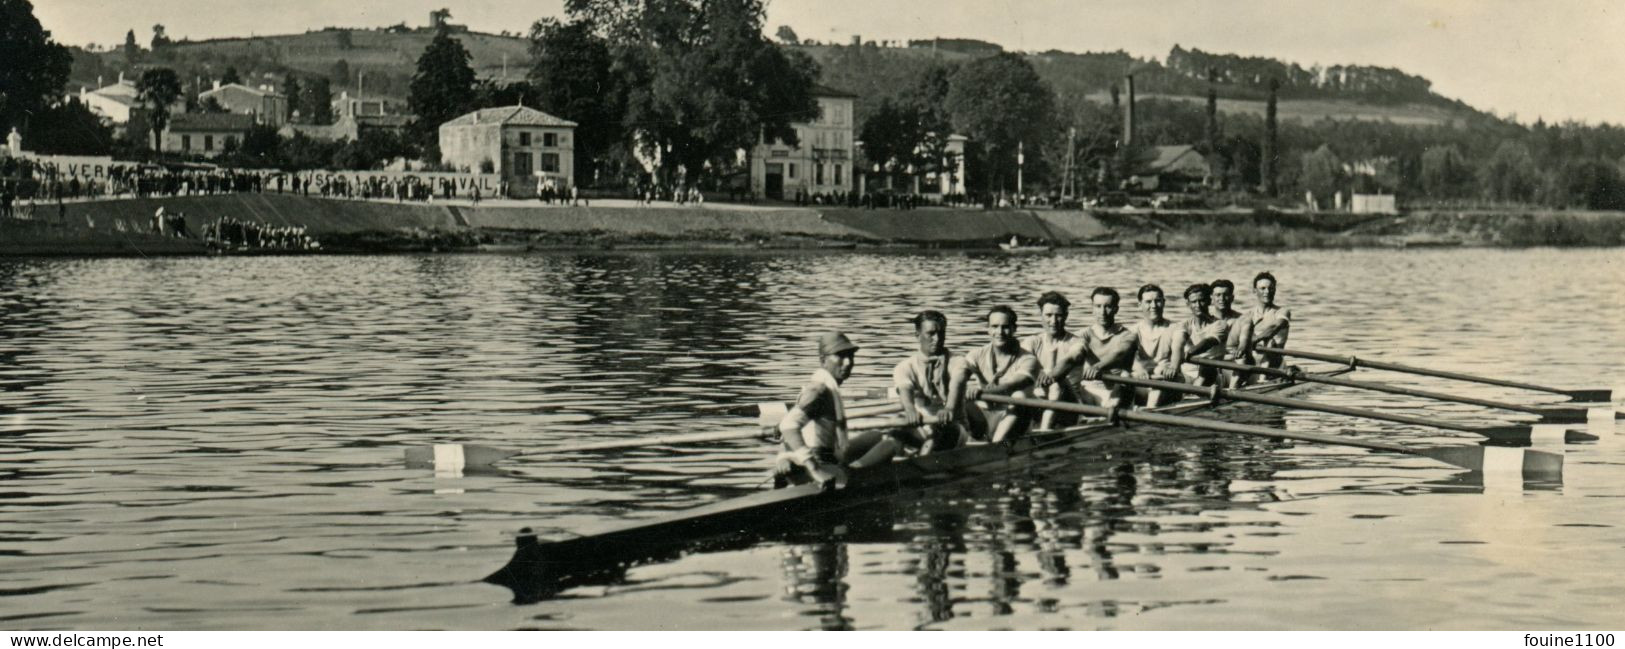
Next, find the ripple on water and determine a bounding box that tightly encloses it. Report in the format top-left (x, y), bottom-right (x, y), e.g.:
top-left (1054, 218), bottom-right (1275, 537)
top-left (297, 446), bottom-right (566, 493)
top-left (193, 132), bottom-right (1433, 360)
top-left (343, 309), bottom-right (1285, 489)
top-left (0, 249), bottom-right (1623, 629)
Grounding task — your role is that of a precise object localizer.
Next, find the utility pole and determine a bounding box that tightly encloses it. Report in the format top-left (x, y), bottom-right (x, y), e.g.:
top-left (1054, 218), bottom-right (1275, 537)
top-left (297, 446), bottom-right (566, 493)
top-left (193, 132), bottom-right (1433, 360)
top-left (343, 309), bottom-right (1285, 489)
top-left (1017, 141), bottom-right (1025, 202)
top-left (1065, 126), bottom-right (1076, 199)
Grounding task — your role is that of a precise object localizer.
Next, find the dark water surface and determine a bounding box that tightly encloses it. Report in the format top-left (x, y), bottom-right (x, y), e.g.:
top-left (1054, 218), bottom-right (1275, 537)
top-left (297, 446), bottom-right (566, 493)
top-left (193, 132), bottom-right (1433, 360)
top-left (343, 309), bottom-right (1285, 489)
top-left (1, 248), bottom-right (1622, 630)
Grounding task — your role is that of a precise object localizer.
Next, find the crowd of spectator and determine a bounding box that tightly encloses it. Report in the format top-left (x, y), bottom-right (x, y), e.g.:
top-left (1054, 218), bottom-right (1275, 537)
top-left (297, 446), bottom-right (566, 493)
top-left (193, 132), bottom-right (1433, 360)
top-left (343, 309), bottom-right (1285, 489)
top-left (202, 216), bottom-right (320, 252)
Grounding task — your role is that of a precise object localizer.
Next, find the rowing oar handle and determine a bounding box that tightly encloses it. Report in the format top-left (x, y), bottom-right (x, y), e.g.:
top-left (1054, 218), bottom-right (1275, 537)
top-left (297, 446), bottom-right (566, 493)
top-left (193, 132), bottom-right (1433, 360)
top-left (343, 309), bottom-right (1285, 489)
top-left (1099, 372), bottom-right (1497, 435)
top-left (1256, 346), bottom-right (1575, 396)
top-left (1188, 357), bottom-right (1553, 416)
top-left (980, 393), bottom-right (1411, 454)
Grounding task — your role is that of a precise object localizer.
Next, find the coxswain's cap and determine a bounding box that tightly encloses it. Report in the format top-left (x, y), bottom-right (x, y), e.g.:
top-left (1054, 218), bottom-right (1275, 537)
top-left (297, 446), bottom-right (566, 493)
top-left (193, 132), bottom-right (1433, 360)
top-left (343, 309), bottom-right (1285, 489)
top-left (817, 332), bottom-right (859, 357)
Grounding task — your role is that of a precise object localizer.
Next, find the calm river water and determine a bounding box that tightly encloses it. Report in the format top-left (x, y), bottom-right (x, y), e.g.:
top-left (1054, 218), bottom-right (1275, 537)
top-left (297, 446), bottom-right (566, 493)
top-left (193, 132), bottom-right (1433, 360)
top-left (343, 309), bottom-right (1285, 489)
top-left (2, 247), bottom-right (1623, 630)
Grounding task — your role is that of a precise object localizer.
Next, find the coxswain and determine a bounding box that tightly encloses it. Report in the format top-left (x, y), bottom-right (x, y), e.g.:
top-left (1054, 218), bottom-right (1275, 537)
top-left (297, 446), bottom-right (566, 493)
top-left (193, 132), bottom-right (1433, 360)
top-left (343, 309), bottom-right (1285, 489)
top-left (1210, 278), bottom-right (1255, 387)
top-left (1178, 283), bottom-right (1230, 387)
top-left (1023, 291), bottom-right (1084, 429)
top-left (893, 310), bottom-right (968, 455)
top-left (1247, 271), bottom-right (1292, 369)
top-left (954, 306), bottom-right (1041, 443)
top-left (1129, 284), bottom-right (1185, 407)
top-left (776, 332), bottom-right (902, 487)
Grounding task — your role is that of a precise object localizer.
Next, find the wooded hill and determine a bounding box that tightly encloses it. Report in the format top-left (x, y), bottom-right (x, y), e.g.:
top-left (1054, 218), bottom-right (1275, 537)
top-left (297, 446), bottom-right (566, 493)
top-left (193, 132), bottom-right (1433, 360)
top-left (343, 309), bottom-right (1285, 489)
top-left (74, 25), bottom-right (1478, 128)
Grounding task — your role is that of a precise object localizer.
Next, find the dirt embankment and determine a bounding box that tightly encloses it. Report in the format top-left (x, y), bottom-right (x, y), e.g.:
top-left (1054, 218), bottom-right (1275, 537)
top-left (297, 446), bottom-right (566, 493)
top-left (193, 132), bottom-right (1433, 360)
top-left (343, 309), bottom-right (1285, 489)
top-left (5, 194), bottom-right (1622, 257)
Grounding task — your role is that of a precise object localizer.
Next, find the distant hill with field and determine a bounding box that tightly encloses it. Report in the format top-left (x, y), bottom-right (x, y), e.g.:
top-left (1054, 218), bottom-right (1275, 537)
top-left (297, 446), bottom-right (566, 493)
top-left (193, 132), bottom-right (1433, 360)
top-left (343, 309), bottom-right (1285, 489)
top-left (71, 24), bottom-right (1483, 129)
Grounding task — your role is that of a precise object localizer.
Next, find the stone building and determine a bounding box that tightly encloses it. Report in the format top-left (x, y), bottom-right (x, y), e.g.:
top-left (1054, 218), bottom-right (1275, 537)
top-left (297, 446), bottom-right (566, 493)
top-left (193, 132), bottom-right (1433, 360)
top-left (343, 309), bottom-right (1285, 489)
top-left (198, 82), bottom-right (289, 127)
top-left (438, 105), bottom-right (576, 197)
top-left (162, 113), bottom-right (255, 157)
top-left (750, 85), bottom-right (856, 200)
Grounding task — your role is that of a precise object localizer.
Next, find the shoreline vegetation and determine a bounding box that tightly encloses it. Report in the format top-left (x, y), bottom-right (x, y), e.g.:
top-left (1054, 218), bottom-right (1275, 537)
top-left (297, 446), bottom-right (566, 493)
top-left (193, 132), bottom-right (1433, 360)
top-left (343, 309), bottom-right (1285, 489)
top-left (2, 194), bottom-right (1621, 257)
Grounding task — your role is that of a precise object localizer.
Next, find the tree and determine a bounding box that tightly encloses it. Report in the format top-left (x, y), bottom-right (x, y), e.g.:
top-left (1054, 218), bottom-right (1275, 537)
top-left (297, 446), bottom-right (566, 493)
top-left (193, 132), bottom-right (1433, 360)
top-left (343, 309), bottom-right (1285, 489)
top-left (1261, 77), bottom-right (1279, 196)
top-left (565, 0), bottom-right (820, 183)
top-left (303, 76), bottom-right (333, 125)
top-left (123, 28), bottom-right (140, 62)
top-left (1420, 144), bottom-right (1472, 199)
top-left (221, 66), bottom-right (241, 85)
top-left (198, 96), bottom-right (228, 113)
top-left (775, 25), bottom-right (799, 44)
top-left (25, 98), bottom-right (112, 155)
top-left (409, 28), bottom-right (477, 145)
top-left (0, 0), bottom-right (73, 134)
top-left (1479, 140), bottom-right (1540, 204)
top-left (1298, 144), bottom-right (1342, 202)
top-left (281, 75), bottom-right (301, 123)
top-left (135, 68), bottom-right (182, 150)
top-left (330, 59), bottom-right (350, 87)
top-left (528, 17), bottom-right (624, 185)
top-left (945, 53), bottom-right (1056, 193)
top-left (1556, 158), bottom-right (1625, 210)
top-left (150, 23), bottom-right (170, 50)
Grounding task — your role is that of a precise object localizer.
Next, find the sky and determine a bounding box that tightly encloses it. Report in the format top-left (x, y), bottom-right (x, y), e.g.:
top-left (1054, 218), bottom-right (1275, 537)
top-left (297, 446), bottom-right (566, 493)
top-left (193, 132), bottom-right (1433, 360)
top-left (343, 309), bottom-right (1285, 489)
top-left (30, 0), bottom-right (1625, 126)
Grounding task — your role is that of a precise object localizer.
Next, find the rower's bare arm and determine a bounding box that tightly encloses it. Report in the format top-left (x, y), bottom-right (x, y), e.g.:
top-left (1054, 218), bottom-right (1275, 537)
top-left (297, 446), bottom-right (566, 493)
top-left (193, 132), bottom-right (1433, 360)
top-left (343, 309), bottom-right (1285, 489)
top-left (1229, 319), bottom-right (1256, 361)
top-left (1095, 331), bottom-right (1139, 369)
top-left (1166, 330), bottom-right (1188, 377)
top-left (984, 358), bottom-right (1039, 397)
top-left (897, 384), bottom-right (922, 425)
top-left (1186, 326), bottom-right (1221, 356)
top-left (944, 360), bottom-right (971, 424)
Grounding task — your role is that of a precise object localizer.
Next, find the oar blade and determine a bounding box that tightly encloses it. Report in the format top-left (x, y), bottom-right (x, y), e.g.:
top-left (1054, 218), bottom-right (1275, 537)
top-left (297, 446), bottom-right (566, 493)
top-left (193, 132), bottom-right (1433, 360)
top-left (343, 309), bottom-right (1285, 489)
top-left (1475, 424), bottom-right (1598, 444)
top-left (1562, 388), bottom-right (1613, 403)
top-left (404, 444), bottom-right (518, 471)
top-left (1418, 445), bottom-right (1564, 477)
top-left (757, 402), bottom-right (789, 429)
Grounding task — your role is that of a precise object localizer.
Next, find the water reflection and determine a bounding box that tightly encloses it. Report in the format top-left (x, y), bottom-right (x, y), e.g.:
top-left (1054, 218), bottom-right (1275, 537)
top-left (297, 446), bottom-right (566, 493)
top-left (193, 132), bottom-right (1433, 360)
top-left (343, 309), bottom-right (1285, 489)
top-left (0, 248), bottom-right (1619, 629)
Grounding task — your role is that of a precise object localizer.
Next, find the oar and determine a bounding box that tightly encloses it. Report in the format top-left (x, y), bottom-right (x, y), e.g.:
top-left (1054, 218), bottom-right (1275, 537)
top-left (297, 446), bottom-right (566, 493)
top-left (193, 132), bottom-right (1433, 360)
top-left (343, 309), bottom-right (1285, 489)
top-left (1258, 347), bottom-right (1615, 403)
top-left (407, 411), bottom-right (915, 471)
top-left (982, 394), bottom-right (1563, 475)
top-left (1190, 357), bottom-right (1620, 424)
top-left (699, 394), bottom-right (895, 416)
top-left (1099, 374), bottom-right (1597, 443)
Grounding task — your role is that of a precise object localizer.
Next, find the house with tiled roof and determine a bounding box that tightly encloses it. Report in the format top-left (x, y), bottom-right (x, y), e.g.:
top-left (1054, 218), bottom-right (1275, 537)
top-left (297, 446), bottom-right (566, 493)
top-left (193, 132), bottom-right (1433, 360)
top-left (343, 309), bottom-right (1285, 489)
top-left (1129, 145), bottom-right (1212, 192)
top-left (199, 81), bottom-right (289, 127)
top-left (439, 105), bottom-right (577, 196)
top-left (162, 113), bottom-right (256, 157)
top-left (68, 73), bottom-right (186, 125)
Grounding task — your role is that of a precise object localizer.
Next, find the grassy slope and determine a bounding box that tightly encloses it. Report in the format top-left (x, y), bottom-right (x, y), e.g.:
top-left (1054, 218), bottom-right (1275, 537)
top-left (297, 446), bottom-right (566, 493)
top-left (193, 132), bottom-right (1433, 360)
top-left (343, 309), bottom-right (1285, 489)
top-left (79, 32), bottom-right (1473, 127)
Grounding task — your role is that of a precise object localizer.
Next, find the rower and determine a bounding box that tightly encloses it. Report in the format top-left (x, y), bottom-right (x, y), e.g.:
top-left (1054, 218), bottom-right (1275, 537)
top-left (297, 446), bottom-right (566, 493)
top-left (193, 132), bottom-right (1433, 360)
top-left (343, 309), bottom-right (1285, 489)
top-left (776, 332), bottom-right (902, 487)
top-left (1178, 283), bottom-right (1230, 387)
top-left (893, 310), bottom-right (968, 455)
top-left (1129, 284), bottom-right (1185, 407)
top-left (1055, 287), bottom-right (1139, 410)
top-left (1210, 278), bottom-right (1255, 387)
top-left (954, 306), bottom-right (1041, 443)
top-left (1023, 291), bottom-right (1084, 429)
top-left (1247, 271), bottom-right (1292, 369)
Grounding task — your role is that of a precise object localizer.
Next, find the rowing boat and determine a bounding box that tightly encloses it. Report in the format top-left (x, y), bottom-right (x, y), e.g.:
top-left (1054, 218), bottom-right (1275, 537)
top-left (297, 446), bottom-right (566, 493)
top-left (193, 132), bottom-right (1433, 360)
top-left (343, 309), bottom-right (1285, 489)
top-left (998, 242), bottom-right (1053, 254)
top-left (485, 367), bottom-right (1351, 602)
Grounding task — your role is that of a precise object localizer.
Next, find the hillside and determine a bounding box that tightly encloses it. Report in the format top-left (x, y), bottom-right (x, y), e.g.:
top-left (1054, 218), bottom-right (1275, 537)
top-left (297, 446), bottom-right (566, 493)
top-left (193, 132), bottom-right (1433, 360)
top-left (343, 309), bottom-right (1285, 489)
top-left (72, 26), bottom-right (531, 104)
top-left (72, 26), bottom-right (1481, 129)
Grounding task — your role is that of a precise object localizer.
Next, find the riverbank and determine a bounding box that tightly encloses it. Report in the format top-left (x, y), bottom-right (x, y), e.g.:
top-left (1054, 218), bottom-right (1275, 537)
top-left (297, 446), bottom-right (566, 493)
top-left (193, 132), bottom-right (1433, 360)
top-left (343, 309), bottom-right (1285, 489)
top-left (3, 194), bottom-right (1622, 256)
